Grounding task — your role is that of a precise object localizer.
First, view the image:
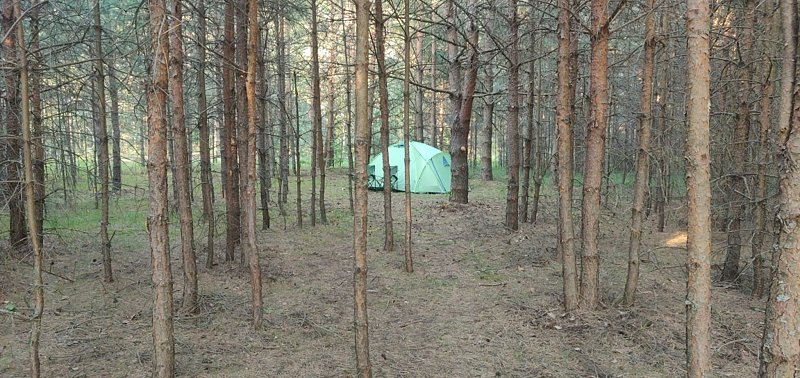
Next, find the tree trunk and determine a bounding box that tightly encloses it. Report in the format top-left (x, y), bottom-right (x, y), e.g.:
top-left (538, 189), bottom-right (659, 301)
top-left (342, 0), bottom-right (355, 215)
top-left (556, 0), bottom-right (578, 312)
top-left (623, 0), bottom-right (655, 306)
top-left (223, 0), bottom-right (240, 261)
top-left (276, 16), bottom-right (289, 215)
top-left (354, 0), bottom-right (373, 373)
top-left (430, 37), bottom-right (438, 149)
top-left (759, 0), bottom-right (799, 375)
top-left (109, 65), bottom-right (122, 195)
top-left (403, 0), bottom-right (413, 273)
top-left (15, 3), bottom-right (43, 375)
top-left (257, 26), bottom-right (270, 230)
top-left (505, 0), bottom-right (520, 231)
top-left (446, 0), bottom-right (464, 203)
top-left (294, 72), bottom-right (304, 228)
top-left (196, 0), bottom-right (215, 268)
top-left (751, 0), bottom-right (777, 298)
top-left (311, 0), bottom-right (327, 224)
top-left (721, 0), bottom-right (756, 283)
top-left (146, 0), bottom-right (175, 374)
top-left (2, 0), bottom-right (26, 251)
top-left (92, 0), bottom-right (113, 283)
top-left (414, 25), bottom-right (424, 143)
top-left (376, 0), bottom-right (394, 251)
top-left (481, 39), bottom-right (494, 181)
top-left (168, 0), bottom-right (198, 313)
top-left (579, 0), bottom-right (609, 310)
top-left (29, 0), bottom-right (43, 247)
top-left (684, 0), bottom-right (713, 374)
top-left (243, 0), bottom-right (263, 328)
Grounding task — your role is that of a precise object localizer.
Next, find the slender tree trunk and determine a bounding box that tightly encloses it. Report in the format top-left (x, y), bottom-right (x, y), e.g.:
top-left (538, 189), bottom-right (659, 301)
top-left (294, 72), bottom-right (304, 228)
top-left (684, 0), bottom-right (712, 374)
top-left (521, 55), bottom-right (534, 223)
top-left (342, 0), bottom-right (355, 215)
top-left (93, 0), bottom-right (113, 283)
top-left (579, 0), bottom-right (609, 310)
top-left (414, 25), bottom-right (424, 143)
top-left (505, 0), bottom-right (520, 231)
top-left (431, 37), bottom-right (438, 149)
top-left (234, 0), bottom-right (248, 264)
top-left (257, 26), bottom-right (270, 230)
top-left (759, 0), bottom-right (799, 374)
top-left (243, 0), bottom-right (263, 328)
top-left (403, 0), bottom-right (413, 273)
top-left (196, 0), bottom-right (215, 268)
top-left (556, 0), bottom-right (578, 312)
top-left (109, 65), bottom-right (122, 195)
top-left (15, 3), bottom-right (43, 375)
top-left (2, 0), bottom-right (26, 251)
top-left (354, 0), bottom-right (372, 373)
top-left (311, 0), bottom-right (327, 224)
top-left (531, 57), bottom-right (546, 223)
top-left (146, 0), bottom-right (175, 374)
top-left (481, 39), bottom-right (494, 181)
top-left (623, 0), bottom-right (655, 306)
top-left (223, 0), bottom-right (240, 261)
top-left (276, 16), bottom-right (289, 215)
top-left (168, 0), bottom-right (197, 313)
top-left (375, 0), bottom-right (394, 251)
top-left (29, 0), bottom-right (43, 246)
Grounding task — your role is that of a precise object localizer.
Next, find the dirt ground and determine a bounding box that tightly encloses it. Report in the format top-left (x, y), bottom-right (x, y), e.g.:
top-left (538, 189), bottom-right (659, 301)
top-left (1, 171), bottom-right (765, 377)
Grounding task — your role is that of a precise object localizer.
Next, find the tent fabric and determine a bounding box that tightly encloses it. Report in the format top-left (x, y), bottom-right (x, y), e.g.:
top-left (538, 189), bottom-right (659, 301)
top-left (367, 141), bottom-right (451, 193)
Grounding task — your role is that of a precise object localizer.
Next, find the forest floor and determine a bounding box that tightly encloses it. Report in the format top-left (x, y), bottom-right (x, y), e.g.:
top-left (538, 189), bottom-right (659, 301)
top-left (1, 169), bottom-right (765, 377)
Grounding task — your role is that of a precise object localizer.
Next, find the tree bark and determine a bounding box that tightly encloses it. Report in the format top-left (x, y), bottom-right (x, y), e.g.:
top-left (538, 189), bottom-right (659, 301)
top-left (243, 0), bottom-right (263, 328)
top-left (684, 0), bottom-right (713, 375)
top-left (579, 0), bottom-right (609, 310)
top-left (623, 0), bottom-right (655, 306)
top-left (556, 0), bottom-right (578, 312)
top-left (93, 0), bottom-right (113, 283)
top-left (354, 0), bottom-right (373, 373)
top-left (505, 0), bottom-right (520, 231)
top-left (276, 16), bottom-right (289, 215)
top-left (223, 0), bottom-right (240, 261)
top-left (2, 0), bottom-right (26, 251)
top-left (481, 38), bottom-right (495, 181)
top-left (312, 0), bottom-right (327, 224)
top-left (414, 25), bottom-right (424, 143)
top-left (29, 0), bottom-right (43, 246)
top-left (196, 0), bottom-right (215, 268)
top-left (721, 0), bottom-right (756, 283)
top-left (759, 0), bottom-right (799, 375)
top-left (15, 2), bottom-right (43, 375)
top-left (376, 0), bottom-right (394, 251)
top-left (146, 0), bottom-right (175, 374)
top-left (446, 0), bottom-right (464, 203)
top-left (168, 0), bottom-right (197, 313)
top-left (109, 65), bottom-right (122, 195)
top-left (403, 0), bottom-right (413, 273)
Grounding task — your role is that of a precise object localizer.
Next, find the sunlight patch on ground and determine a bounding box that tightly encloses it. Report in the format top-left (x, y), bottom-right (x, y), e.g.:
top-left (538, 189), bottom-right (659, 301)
top-left (665, 231), bottom-right (687, 248)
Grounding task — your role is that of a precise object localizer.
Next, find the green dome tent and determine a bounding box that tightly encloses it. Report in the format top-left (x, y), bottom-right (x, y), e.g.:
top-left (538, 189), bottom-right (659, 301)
top-left (367, 141), bottom-right (451, 193)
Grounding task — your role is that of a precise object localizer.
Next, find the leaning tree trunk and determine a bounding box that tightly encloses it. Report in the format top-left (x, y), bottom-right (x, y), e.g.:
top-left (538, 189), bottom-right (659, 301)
top-left (684, 0), bottom-right (713, 375)
top-left (759, 0), bottom-right (799, 375)
top-left (623, 0), bottom-right (656, 306)
top-left (146, 0), bottom-right (175, 374)
top-left (455, 0), bottom-right (478, 204)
